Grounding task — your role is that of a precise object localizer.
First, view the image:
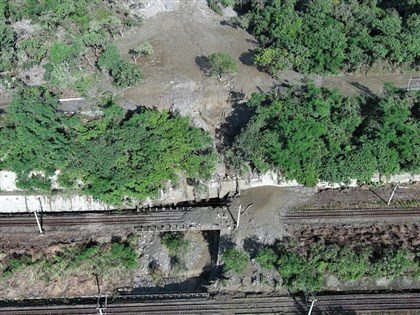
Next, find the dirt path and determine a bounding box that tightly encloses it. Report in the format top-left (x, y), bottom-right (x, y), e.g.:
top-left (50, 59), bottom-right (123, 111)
top-left (322, 73), bottom-right (419, 96)
top-left (230, 186), bottom-right (316, 246)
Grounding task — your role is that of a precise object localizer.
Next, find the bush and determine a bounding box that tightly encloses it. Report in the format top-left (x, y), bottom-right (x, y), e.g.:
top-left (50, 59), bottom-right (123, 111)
top-left (98, 44), bottom-right (121, 73)
top-left (277, 252), bottom-right (321, 292)
top-left (161, 232), bottom-right (189, 256)
top-left (73, 245), bottom-right (101, 266)
top-left (112, 60), bottom-right (143, 87)
top-left (129, 41), bottom-right (154, 63)
top-left (137, 42), bottom-right (153, 56)
top-left (222, 248), bottom-right (249, 274)
top-left (309, 243), bottom-right (371, 281)
top-left (207, 52), bottom-right (238, 78)
top-left (276, 241), bottom-right (420, 293)
top-left (98, 44), bottom-right (143, 87)
top-left (110, 242), bottom-right (138, 270)
top-left (256, 248), bottom-right (277, 270)
top-left (207, 0), bottom-right (235, 15)
top-left (371, 249), bottom-right (417, 278)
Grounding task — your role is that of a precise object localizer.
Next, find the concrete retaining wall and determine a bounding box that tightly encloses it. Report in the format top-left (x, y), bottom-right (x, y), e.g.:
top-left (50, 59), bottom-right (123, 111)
top-left (1, 170), bottom-right (419, 213)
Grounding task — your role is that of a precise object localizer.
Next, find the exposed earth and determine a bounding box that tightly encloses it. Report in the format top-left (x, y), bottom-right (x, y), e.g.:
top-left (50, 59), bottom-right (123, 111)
top-left (114, 0), bottom-right (276, 136)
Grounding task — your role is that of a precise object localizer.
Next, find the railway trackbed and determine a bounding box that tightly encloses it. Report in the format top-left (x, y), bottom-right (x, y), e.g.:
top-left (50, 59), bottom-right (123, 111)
top-left (0, 210), bottom-right (190, 233)
top-left (284, 207), bottom-right (420, 224)
top-left (1, 207), bottom-right (420, 230)
top-left (1, 292), bottom-right (420, 314)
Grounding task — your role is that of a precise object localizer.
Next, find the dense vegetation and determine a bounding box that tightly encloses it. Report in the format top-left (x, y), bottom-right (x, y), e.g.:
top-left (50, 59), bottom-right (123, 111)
top-left (1, 239), bottom-right (138, 282)
top-left (229, 0), bottom-right (420, 75)
top-left (263, 241), bottom-right (420, 292)
top-left (0, 88), bottom-right (216, 204)
top-left (0, 0), bottom-right (142, 91)
top-left (222, 248), bottom-right (249, 274)
top-left (229, 84), bottom-right (420, 185)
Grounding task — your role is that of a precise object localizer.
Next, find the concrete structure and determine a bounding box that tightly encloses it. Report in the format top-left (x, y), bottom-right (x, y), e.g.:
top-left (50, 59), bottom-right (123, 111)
top-left (1, 170), bottom-right (419, 213)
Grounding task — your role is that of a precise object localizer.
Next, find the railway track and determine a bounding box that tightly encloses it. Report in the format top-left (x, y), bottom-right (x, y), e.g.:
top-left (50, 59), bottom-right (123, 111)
top-left (0, 211), bottom-right (186, 229)
top-left (2, 206), bottom-right (418, 229)
top-left (284, 207), bottom-right (420, 223)
top-left (2, 292), bottom-right (420, 315)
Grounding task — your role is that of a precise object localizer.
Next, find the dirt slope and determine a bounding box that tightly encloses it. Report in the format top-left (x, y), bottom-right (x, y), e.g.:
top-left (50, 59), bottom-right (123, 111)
top-left (114, 0), bottom-right (276, 134)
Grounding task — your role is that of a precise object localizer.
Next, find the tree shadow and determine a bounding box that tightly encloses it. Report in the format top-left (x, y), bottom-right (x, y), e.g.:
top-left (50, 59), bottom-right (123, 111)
top-left (218, 234), bottom-right (236, 254)
top-left (195, 55), bottom-right (210, 76)
top-left (219, 18), bottom-right (243, 30)
top-left (220, 20), bottom-right (229, 26)
top-left (216, 92), bottom-right (255, 148)
top-left (111, 235), bottom-right (122, 243)
top-left (243, 235), bottom-right (264, 258)
top-left (202, 230), bottom-right (220, 265)
top-left (367, 186), bottom-right (388, 204)
top-left (318, 305), bottom-right (357, 314)
top-left (239, 49), bottom-right (256, 66)
top-left (290, 293), bottom-right (310, 315)
top-left (412, 101), bottom-right (420, 120)
top-left (350, 81), bottom-right (375, 97)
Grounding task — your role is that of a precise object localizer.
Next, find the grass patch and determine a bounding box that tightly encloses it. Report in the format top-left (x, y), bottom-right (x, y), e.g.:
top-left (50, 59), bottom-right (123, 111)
top-left (0, 238), bottom-right (139, 283)
top-left (222, 248), bottom-right (249, 274)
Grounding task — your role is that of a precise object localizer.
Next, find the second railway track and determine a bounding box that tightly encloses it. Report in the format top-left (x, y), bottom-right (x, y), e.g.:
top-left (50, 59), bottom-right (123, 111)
top-left (2, 292), bottom-right (420, 314)
top-left (284, 207), bottom-right (420, 223)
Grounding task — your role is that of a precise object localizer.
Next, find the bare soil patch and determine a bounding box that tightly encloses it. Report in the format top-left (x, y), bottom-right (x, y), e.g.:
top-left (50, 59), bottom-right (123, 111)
top-left (114, 0), bottom-right (276, 135)
top-left (134, 230), bottom-right (215, 292)
top-left (300, 182), bottom-right (420, 210)
top-left (292, 224), bottom-right (420, 252)
top-left (232, 186), bottom-right (316, 246)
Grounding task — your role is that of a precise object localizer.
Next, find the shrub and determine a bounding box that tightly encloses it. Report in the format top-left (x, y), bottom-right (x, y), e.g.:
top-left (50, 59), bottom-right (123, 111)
top-left (161, 232), bottom-right (189, 256)
top-left (129, 41), bottom-right (153, 63)
top-left (98, 44), bottom-right (143, 87)
top-left (371, 249), bottom-right (418, 278)
top-left (277, 252), bottom-right (321, 292)
top-left (222, 248), bottom-right (249, 274)
top-left (137, 42), bottom-right (153, 55)
top-left (98, 44), bottom-right (120, 73)
top-left (256, 248), bottom-right (277, 270)
top-left (236, 0), bottom-right (420, 75)
top-left (112, 60), bottom-right (143, 87)
top-left (1, 88), bottom-right (216, 204)
top-left (207, 52), bottom-right (238, 78)
top-left (110, 242), bottom-right (138, 270)
top-left (73, 245), bottom-right (101, 266)
top-left (208, 0), bottom-right (235, 15)
top-left (0, 240), bottom-right (139, 282)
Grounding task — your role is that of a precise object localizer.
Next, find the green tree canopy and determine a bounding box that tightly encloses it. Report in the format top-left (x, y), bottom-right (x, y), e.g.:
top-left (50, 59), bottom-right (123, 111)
top-left (0, 88), bottom-right (73, 188)
top-left (238, 0), bottom-right (420, 75)
top-left (229, 84), bottom-right (420, 185)
top-left (0, 88), bottom-right (216, 204)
